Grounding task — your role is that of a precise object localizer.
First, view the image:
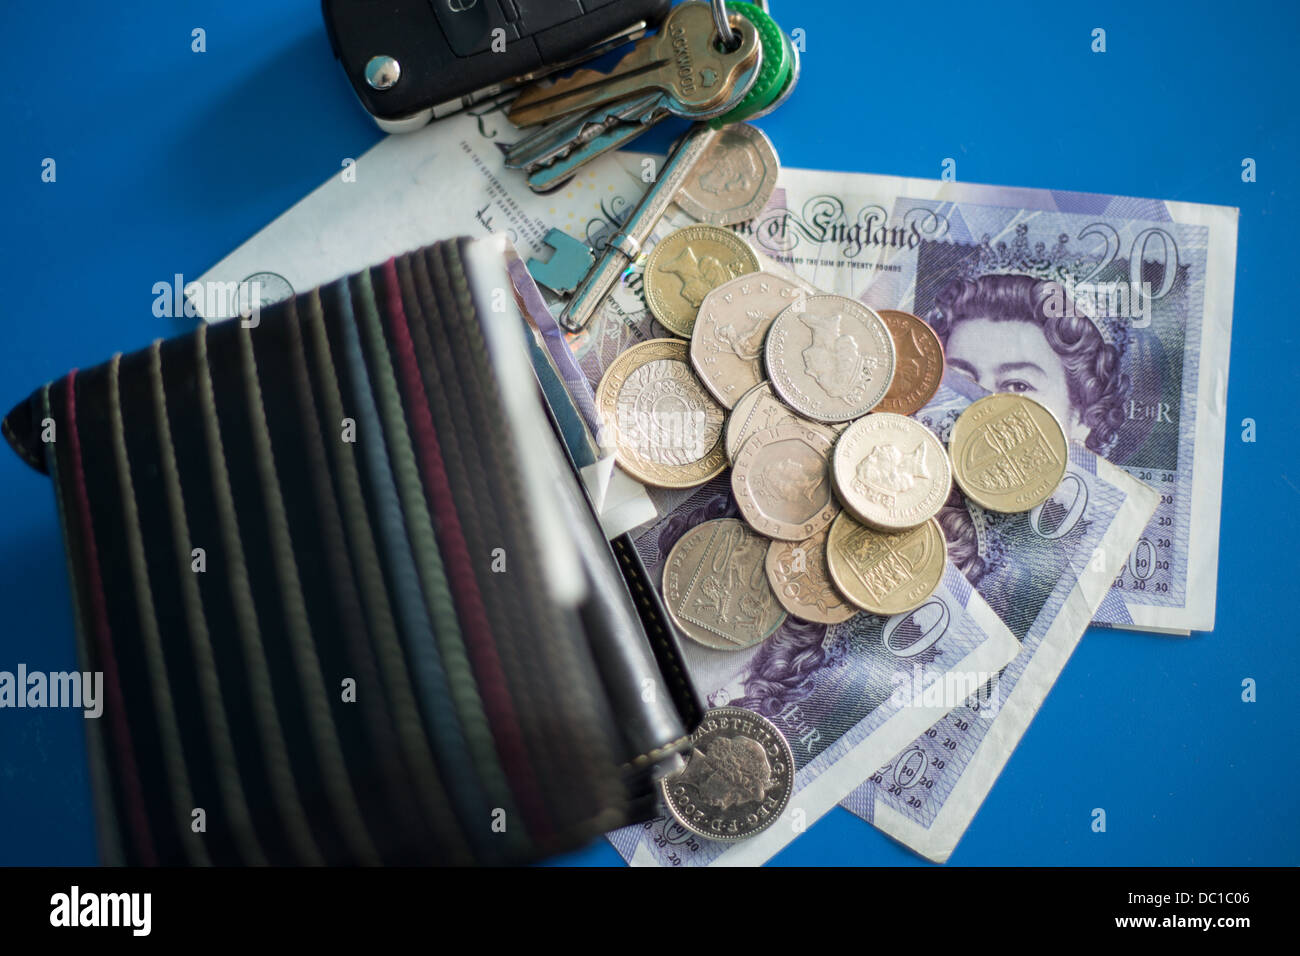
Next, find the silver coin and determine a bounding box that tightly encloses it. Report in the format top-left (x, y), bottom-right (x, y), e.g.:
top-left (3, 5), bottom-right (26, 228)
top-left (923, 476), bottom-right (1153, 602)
top-left (690, 271), bottom-right (808, 409)
top-left (732, 421), bottom-right (839, 541)
top-left (765, 294), bottom-right (896, 423)
top-left (662, 518), bottom-right (786, 651)
top-left (725, 381), bottom-right (841, 463)
top-left (660, 706), bottom-right (795, 842)
top-left (674, 124), bottom-right (780, 226)
top-left (832, 412), bottom-right (952, 531)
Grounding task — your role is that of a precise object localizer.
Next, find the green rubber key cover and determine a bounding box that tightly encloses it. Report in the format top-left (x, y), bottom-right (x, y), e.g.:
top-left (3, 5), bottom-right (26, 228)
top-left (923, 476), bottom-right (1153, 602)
top-left (710, 1), bottom-right (791, 128)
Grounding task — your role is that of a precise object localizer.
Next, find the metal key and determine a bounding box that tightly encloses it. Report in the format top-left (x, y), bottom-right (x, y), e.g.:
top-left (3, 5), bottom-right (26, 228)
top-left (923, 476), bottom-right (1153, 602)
top-left (505, 62), bottom-right (759, 193)
top-left (504, 90), bottom-right (668, 175)
top-left (506, 2), bottom-right (759, 128)
top-left (558, 124), bottom-right (720, 332)
top-left (556, 120), bottom-right (781, 331)
top-left (506, 1), bottom-right (796, 192)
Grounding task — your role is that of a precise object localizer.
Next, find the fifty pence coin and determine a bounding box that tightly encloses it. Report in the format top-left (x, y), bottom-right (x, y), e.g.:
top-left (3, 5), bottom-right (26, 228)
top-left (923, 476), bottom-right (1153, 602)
top-left (725, 381), bottom-right (842, 463)
top-left (765, 294), bottom-right (896, 422)
top-left (874, 309), bottom-right (946, 416)
top-left (643, 225), bottom-right (761, 338)
top-left (825, 513), bottom-right (946, 616)
top-left (674, 124), bottom-right (780, 226)
top-left (948, 393), bottom-right (1068, 513)
top-left (662, 518), bottom-right (786, 651)
top-left (832, 412), bottom-right (952, 531)
top-left (659, 706), bottom-right (794, 841)
top-left (732, 421), bottom-right (839, 541)
top-left (765, 529), bottom-right (858, 625)
top-left (690, 271), bottom-right (808, 409)
top-left (595, 339), bottom-right (727, 489)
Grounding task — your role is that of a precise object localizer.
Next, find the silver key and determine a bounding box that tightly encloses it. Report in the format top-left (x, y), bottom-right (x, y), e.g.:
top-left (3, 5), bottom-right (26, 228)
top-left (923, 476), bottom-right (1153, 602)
top-left (505, 58), bottom-right (760, 193)
top-left (559, 125), bottom-right (719, 332)
top-left (558, 122), bottom-right (780, 332)
top-left (506, 2), bottom-right (760, 128)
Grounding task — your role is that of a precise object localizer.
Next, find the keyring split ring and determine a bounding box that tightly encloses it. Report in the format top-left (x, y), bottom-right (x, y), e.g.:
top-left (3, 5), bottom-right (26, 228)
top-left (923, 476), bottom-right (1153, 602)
top-left (711, 0), bottom-right (742, 51)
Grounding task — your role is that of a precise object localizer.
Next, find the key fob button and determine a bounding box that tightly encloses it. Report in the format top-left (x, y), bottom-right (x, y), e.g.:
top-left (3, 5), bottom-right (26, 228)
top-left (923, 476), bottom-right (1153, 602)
top-left (512, 0), bottom-right (583, 34)
top-left (431, 0), bottom-right (521, 57)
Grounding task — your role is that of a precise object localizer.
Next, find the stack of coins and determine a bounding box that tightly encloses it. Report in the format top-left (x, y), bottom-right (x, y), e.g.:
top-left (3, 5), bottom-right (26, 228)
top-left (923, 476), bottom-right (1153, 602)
top-left (596, 226), bottom-right (1069, 646)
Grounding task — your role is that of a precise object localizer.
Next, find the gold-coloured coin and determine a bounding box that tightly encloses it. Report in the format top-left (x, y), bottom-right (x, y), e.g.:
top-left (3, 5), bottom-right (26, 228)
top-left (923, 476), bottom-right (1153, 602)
top-left (643, 225), bottom-right (761, 338)
top-left (595, 339), bottom-right (727, 489)
top-left (825, 513), bottom-right (946, 616)
top-left (765, 529), bottom-right (858, 625)
top-left (948, 393), bottom-right (1068, 513)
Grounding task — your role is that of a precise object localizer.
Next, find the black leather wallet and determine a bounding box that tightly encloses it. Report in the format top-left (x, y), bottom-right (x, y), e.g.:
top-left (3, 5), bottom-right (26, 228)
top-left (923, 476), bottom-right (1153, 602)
top-left (2, 236), bottom-right (702, 865)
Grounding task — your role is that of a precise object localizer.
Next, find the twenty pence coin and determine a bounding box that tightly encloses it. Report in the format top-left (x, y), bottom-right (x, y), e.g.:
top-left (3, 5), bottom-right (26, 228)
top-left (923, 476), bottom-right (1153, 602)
top-left (732, 421), bottom-right (839, 541)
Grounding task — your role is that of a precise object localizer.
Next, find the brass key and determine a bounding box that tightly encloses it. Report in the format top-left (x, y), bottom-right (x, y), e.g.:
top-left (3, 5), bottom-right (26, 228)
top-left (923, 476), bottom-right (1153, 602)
top-left (507, 2), bottom-right (759, 128)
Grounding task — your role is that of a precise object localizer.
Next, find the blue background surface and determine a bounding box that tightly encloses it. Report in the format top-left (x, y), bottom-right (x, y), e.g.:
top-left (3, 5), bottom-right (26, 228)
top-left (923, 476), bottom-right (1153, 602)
top-left (1, 0), bottom-right (1296, 866)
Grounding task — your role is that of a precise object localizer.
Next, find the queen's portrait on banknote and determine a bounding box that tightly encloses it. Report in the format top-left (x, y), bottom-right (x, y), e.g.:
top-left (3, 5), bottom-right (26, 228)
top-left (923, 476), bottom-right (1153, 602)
top-left (928, 273), bottom-right (1129, 456)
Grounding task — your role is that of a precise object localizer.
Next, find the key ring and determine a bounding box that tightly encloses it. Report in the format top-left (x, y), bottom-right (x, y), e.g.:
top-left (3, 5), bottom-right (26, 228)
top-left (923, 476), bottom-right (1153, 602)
top-left (711, 0), bottom-right (741, 51)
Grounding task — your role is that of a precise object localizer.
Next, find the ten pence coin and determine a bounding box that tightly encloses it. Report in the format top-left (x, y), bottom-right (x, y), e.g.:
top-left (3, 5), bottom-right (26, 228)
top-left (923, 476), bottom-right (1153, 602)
top-left (659, 706), bottom-right (794, 841)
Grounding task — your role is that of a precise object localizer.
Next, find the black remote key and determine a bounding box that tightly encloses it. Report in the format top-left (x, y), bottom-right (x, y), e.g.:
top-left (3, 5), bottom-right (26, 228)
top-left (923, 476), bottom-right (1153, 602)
top-left (322, 0), bottom-right (673, 132)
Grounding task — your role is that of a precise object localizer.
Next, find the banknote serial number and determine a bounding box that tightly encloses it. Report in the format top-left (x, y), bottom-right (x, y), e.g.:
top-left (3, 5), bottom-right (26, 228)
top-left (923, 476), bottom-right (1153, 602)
top-left (1129, 891), bottom-right (1250, 907)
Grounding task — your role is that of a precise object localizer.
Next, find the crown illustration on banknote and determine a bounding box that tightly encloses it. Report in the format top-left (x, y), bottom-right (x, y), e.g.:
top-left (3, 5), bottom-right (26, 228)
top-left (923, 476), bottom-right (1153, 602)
top-left (953, 222), bottom-right (1129, 348)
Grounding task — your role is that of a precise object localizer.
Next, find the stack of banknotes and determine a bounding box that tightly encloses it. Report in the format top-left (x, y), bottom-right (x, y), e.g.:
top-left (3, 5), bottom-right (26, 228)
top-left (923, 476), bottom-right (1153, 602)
top-left (195, 107), bottom-right (1238, 864)
top-left (586, 147), bottom-right (1237, 865)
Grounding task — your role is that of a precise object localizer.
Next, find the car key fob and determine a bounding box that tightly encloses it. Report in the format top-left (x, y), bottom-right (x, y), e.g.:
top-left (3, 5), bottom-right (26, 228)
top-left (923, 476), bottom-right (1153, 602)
top-left (322, 0), bottom-right (673, 132)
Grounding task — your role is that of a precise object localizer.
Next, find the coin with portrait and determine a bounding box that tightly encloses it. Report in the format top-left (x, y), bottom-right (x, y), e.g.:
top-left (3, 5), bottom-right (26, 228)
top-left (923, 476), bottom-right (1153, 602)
top-left (832, 412), bottom-right (952, 531)
top-left (674, 124), bottom-right (780, 226)
top-left (765, 294), bottom-right (896, 422)
top-left (643, 225), bottom-right (761, 338)
top-left (732, 421), bottom-right (839, 541)
top-left (659, 706), bottom-right (794, 841)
